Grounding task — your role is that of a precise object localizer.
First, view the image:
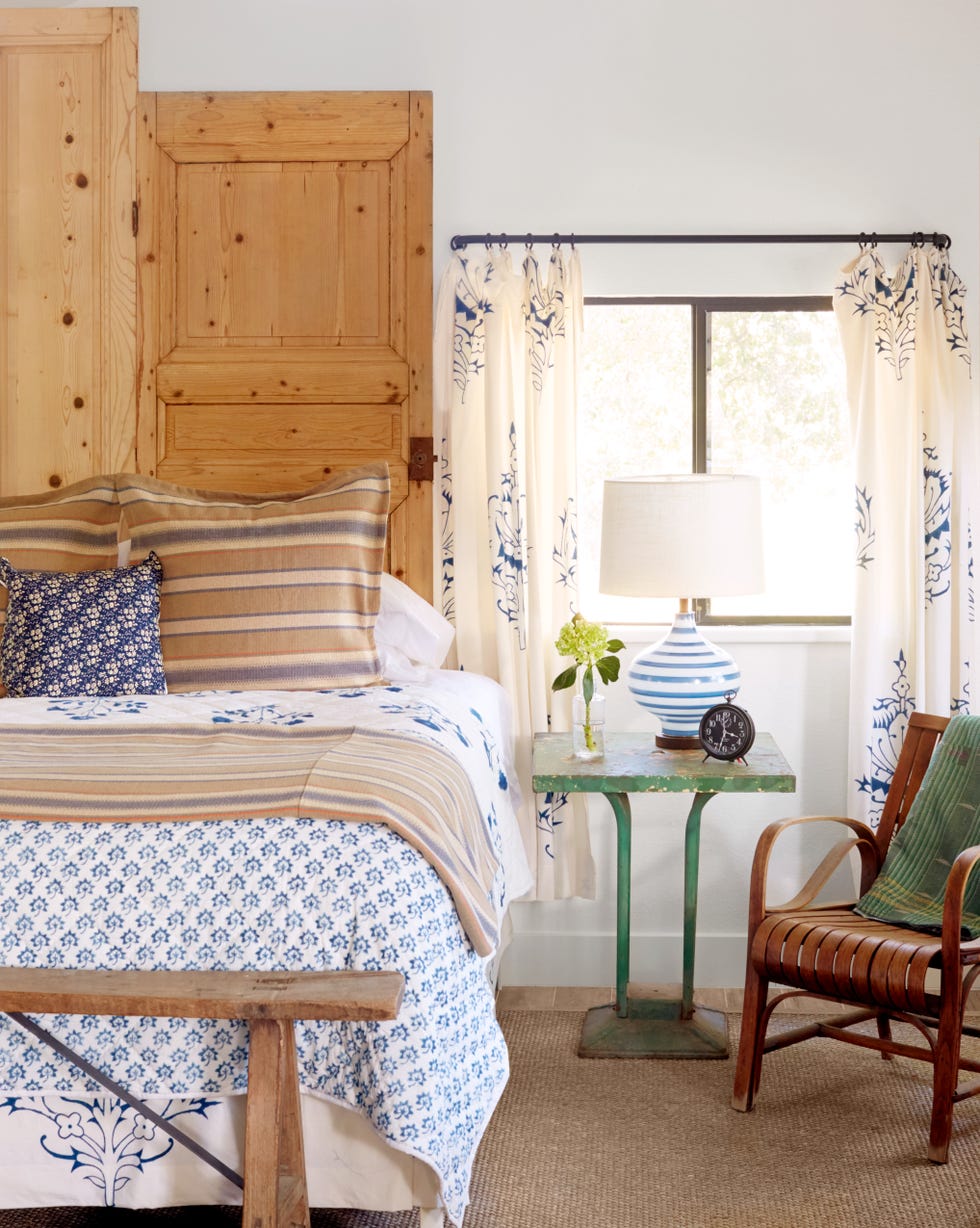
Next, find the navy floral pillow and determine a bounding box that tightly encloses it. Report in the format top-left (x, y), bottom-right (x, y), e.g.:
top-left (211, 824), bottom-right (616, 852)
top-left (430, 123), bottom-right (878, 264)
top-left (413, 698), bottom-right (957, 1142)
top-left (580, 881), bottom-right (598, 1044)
top-left (0, 553), bottom-right (167, 698)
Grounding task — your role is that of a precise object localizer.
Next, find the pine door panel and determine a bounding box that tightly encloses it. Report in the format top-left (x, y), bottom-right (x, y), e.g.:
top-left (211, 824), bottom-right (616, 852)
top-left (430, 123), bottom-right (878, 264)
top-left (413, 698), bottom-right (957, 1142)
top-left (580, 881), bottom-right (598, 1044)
top-left (137, 90), bottom-right (433, 594)
top-left (178, 162), bottom-right (389, 345)
top-left (0, 7), bottom-right (137, 496)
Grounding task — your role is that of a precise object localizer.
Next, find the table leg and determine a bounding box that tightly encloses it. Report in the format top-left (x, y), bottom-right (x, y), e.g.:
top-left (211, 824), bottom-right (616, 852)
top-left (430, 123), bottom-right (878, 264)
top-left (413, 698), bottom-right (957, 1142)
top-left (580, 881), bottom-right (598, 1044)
top-left (682, 793), bottom-right (712, 1020)
top-left (606, 792), bottom-right (632, 1018)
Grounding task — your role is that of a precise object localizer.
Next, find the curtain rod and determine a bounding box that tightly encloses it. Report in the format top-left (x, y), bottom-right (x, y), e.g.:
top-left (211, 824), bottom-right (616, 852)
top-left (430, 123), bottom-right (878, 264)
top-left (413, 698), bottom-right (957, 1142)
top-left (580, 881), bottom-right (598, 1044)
top-left (449, 231), bottom-right (951, 251)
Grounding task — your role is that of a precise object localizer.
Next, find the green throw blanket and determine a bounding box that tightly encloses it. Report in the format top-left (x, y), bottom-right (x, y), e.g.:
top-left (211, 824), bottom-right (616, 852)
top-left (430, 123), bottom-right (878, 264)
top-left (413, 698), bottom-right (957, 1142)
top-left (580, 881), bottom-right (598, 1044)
top-left (856, 714), bottom-right (980, 938)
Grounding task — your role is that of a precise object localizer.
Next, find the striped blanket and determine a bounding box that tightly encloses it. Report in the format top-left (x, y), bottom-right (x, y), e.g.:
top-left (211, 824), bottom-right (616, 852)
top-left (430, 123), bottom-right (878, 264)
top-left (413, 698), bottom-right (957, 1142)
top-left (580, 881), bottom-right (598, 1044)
top-left (0, 723), bottom-right (501, 956)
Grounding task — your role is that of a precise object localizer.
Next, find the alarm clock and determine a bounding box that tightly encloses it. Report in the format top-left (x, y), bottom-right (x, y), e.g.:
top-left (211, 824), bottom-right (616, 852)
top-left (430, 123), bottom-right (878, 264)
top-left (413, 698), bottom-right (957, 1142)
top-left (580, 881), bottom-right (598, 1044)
top-left (698, 694), bottom-right (756, 762)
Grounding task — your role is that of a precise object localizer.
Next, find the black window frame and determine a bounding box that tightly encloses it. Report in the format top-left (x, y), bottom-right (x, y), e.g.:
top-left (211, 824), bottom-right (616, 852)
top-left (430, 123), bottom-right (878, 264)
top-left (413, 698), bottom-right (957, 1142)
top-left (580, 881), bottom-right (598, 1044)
top-left (584, 294), bottom-right (850, 627)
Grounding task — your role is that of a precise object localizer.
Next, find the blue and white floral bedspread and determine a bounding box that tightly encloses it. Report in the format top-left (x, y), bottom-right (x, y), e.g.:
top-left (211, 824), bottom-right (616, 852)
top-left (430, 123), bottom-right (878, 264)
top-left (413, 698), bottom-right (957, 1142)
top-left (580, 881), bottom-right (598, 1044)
top-left (0, 673), bottom-right (532, 1224)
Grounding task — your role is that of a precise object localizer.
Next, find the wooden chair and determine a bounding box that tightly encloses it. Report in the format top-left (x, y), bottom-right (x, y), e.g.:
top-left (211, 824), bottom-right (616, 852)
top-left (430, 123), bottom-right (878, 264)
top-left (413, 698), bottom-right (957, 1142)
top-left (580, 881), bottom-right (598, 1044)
top-left (731, 712), bottom-right (980, 1163)
top-left (0, 967), bottom-right (404, 1227)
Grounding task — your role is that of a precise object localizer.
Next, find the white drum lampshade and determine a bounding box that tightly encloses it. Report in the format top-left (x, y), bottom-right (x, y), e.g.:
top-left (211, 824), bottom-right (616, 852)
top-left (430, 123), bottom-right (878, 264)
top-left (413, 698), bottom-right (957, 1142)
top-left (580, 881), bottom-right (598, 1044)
top-left (599, 475), bottom-right (765, 748)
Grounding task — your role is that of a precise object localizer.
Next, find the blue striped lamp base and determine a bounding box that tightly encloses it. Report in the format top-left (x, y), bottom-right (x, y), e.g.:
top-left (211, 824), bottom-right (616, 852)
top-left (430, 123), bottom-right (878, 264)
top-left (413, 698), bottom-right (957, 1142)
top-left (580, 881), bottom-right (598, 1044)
top-left (627, 611), bottom-right (741, 748)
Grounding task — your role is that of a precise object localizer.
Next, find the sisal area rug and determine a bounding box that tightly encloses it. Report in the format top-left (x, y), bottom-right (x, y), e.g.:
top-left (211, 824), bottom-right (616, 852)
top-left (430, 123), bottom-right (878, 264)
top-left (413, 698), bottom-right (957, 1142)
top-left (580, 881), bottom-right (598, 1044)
top-left (1, 1009), bottom-right (979, 1227)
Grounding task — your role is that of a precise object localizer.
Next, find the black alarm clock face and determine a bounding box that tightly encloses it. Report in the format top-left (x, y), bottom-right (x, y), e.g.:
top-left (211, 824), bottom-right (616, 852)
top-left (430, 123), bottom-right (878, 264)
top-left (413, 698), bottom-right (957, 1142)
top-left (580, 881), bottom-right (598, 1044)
top-left (699, 700), bottom-right (756, 761)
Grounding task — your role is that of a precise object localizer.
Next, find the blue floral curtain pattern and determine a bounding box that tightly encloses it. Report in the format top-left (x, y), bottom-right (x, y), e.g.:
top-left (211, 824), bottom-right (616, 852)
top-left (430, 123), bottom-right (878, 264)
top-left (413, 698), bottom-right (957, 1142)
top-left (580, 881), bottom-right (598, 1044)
top-left (834, 242), bottom-right (976, 827)
top-left (435, 246), bottom-right (594, 899)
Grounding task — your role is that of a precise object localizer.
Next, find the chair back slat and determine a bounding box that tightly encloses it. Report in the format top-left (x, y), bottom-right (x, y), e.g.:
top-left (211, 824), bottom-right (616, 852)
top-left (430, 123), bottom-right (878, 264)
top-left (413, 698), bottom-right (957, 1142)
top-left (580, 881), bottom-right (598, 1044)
top-left (875, 712), bottom-right (950, 854)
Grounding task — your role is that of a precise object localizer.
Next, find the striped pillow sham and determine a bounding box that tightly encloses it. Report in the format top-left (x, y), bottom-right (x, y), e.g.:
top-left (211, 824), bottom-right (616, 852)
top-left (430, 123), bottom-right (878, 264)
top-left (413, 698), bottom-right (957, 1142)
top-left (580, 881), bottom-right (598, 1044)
top-left (0, 477), bottom-right (122, 698)
top-left (117, 465), bottom-right (390, 692)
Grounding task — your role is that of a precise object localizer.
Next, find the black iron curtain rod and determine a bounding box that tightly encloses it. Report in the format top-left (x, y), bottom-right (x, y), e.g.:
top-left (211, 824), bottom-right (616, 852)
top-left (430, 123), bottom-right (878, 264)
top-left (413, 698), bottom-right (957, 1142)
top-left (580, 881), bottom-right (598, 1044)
top-left (449, 231), bottom-right (951, 251)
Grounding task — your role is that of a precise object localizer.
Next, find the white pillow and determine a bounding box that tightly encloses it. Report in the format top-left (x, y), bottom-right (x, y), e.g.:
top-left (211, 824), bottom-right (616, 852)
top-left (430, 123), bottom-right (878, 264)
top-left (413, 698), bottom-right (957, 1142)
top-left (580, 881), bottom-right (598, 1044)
top-left (375, 573), bottom-right (455, 677)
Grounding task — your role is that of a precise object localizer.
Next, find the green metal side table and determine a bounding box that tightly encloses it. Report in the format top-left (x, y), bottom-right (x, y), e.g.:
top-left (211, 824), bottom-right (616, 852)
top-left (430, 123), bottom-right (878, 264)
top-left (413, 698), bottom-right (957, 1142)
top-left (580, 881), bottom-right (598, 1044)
top-left (531, 731), bottom-right (795, 1059)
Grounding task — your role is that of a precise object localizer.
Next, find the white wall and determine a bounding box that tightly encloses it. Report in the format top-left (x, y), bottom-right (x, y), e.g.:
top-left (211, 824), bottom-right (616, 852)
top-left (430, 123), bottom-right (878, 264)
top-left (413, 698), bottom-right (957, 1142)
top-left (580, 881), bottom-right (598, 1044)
top-left (41, 0), bottom-right (980, 985)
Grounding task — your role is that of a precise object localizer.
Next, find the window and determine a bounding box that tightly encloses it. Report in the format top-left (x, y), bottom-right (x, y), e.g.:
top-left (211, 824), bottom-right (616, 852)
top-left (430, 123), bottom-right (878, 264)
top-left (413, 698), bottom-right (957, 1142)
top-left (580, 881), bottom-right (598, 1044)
top-left (577, 297), bottom-right (851, 624)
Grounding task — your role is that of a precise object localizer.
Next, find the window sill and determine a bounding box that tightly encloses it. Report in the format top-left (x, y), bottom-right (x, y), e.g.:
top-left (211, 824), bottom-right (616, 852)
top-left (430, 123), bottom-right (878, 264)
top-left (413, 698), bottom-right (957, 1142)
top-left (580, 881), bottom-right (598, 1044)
top-left (607, 622), bottom-right (851, 647)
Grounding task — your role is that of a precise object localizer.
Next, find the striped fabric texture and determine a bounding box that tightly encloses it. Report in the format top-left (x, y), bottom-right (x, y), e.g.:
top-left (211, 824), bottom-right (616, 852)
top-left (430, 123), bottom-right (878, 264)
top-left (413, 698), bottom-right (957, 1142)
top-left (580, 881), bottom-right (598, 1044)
top-left (0, 723), bottom-right (500, 956)
top-left (857, 714), bottom-right (980, 937)
top-left (118, 466), bottom-right (390, 691)
top-left (0, 477), bottom-right (122, 699)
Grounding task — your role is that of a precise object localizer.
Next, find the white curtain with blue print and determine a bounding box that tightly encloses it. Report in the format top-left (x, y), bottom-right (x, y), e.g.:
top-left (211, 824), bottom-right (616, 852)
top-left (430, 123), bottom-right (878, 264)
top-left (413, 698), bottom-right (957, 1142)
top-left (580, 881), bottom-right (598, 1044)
top-left (834, 242), bottom-right (976, 827)
top-left (434, 245), bottom-right (595, 900)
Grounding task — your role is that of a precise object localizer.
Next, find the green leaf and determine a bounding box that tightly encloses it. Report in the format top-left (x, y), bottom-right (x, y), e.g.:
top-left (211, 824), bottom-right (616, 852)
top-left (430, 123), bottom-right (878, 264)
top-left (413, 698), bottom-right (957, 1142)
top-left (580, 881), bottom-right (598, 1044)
top-left (582, 666), bottom-right (595, 703)
top-left (552, 665), bottom-right (578, 692)
top-left (606, 638), bottom-right (626, 653)
top-left (596, 655), bottom-right (621, 684)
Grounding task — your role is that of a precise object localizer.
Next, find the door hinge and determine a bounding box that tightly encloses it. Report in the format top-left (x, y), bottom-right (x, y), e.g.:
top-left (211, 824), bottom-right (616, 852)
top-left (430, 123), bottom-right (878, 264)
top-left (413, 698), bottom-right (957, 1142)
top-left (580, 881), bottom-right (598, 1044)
top-left (132, 200), bottom-right (139, 237)
top-left (408, 436), bottom-right (435, 482)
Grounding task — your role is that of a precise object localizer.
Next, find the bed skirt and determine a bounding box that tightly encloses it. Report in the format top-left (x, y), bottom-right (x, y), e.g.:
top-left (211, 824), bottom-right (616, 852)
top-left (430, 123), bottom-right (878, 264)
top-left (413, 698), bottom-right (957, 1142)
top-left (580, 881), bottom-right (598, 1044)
top-left (0, 1089), bottom-right (441, 1211)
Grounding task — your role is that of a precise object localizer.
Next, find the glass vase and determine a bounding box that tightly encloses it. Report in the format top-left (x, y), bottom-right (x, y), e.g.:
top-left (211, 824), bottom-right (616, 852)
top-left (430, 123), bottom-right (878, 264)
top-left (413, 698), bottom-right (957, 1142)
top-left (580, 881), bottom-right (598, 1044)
top-left (572, 692), bottom-right (606, 760)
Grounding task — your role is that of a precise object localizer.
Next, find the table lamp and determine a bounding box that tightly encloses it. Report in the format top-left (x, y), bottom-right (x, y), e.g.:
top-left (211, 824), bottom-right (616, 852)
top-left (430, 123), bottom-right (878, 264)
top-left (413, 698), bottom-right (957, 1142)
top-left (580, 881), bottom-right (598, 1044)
top-left (599, 474), bottom-right (764, 749)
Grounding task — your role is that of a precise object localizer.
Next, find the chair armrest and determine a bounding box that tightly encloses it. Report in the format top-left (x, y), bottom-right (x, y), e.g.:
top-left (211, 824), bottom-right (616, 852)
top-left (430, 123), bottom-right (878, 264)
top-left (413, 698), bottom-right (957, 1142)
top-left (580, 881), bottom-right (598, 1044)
top-left (747, 814), bottom-right (883, 929)
top-left (941, 846), bottom-right (980, 980)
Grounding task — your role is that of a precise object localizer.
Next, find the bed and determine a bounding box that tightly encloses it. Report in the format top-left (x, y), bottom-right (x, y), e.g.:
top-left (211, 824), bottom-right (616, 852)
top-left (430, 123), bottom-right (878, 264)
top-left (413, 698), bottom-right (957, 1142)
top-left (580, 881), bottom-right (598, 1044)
top-left (0, 465), bottom-right (532, 1227)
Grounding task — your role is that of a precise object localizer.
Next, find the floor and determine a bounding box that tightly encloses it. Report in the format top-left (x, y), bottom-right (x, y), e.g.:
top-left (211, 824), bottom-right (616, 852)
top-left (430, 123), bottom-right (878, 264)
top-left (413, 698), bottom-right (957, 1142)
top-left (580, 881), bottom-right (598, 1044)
top-left (497, 984), bottom-right (778, 1012)
top-left (496, 984), bottom-right (980, 1016)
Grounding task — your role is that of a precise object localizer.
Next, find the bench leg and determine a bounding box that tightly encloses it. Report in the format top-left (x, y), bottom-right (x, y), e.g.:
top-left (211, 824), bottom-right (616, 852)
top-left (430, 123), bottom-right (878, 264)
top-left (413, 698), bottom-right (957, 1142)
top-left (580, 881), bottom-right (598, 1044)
top-left (243, 1017), bottom-right (310, 1228)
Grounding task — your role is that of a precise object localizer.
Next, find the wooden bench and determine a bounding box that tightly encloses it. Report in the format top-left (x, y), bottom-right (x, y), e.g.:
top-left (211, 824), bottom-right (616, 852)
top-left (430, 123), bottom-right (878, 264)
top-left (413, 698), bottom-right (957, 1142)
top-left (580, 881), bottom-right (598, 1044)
top-left (0, 967), bottom-right (404, 1228)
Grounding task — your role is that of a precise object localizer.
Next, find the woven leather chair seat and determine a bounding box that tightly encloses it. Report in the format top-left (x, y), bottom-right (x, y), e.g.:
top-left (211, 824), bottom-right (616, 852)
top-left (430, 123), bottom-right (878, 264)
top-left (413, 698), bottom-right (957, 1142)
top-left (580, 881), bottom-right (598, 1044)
top-left (752, 908), bottom-right (943, 1015)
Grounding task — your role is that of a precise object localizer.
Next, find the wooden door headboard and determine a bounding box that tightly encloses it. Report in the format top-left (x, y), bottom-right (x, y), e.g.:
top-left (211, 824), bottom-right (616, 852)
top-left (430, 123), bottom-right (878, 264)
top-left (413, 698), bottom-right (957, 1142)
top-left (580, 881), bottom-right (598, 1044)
top-left (0, 8), bottom-right (430, 593)
top-left (0, 8), bottom-right (139, 495)
top-left (136, 90), bottom-right (433, 597)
